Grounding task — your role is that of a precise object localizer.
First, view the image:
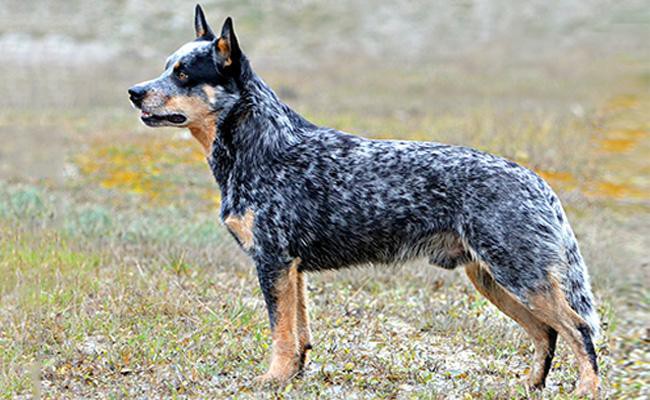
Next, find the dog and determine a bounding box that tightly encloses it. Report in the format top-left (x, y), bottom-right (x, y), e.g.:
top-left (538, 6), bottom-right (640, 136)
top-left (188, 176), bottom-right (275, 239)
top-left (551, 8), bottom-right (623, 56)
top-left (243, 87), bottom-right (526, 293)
top-left (128, 5), bottom-right (600, 396)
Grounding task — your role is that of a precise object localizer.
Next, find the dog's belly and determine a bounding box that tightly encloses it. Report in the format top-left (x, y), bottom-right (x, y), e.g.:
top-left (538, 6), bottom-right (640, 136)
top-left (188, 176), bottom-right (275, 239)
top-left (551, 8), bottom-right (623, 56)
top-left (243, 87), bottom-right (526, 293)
top-left (284, 163), bottom-right (466, 271)
top-left (293, 223), bottom-right (472, 272)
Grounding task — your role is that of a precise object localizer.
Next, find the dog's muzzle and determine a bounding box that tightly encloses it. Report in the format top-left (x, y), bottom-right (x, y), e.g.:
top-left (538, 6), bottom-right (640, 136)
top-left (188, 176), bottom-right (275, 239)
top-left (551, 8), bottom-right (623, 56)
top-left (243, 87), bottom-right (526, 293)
top-left (128, 85), bottom-right (188, 126)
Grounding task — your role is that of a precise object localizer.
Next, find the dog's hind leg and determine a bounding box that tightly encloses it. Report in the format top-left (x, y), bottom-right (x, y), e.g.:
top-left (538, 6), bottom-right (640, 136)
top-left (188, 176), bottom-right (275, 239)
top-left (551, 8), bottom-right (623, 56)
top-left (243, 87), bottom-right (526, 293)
top-left (465, 262), bottom-right (558, 390)
top-left (527, 275), bottom-right (599, 398)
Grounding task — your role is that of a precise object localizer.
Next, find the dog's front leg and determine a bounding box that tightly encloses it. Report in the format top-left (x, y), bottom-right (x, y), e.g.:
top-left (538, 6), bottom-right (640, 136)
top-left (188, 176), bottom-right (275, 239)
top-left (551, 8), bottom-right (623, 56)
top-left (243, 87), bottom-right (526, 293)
top-left (296, 270), bottom-right (312, 369)
top-left (254, 257), bottom-right (301, 384)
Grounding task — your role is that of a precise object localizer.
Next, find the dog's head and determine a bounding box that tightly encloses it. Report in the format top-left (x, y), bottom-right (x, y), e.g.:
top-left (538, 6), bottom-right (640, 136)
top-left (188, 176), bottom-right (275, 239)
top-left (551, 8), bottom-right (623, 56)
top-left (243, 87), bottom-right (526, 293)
top-left (128, 5), bottom-right (241, 133)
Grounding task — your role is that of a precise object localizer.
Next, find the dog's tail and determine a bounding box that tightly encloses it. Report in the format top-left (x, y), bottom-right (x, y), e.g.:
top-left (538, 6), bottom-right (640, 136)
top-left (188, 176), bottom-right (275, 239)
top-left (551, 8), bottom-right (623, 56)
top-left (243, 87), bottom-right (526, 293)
top-left (551, 195), bottom-right (600, 339)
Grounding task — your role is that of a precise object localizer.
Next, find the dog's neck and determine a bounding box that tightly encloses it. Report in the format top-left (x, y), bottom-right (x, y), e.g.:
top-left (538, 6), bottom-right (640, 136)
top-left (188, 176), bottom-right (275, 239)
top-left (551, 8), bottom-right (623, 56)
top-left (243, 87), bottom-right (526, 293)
top-left (225, 72), bottom-right (314, 154)
top-left (188, 117), bottom-right (217, 155)
top-left (208, 64), bottom-right (316, 192)
top-left (187, 85), bottom-right (238, 156)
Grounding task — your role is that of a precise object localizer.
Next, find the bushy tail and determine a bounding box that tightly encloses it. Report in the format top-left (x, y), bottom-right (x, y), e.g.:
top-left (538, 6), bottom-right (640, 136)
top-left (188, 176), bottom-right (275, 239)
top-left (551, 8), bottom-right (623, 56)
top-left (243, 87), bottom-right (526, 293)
top-left (551, 196), bottom-right (601, 339)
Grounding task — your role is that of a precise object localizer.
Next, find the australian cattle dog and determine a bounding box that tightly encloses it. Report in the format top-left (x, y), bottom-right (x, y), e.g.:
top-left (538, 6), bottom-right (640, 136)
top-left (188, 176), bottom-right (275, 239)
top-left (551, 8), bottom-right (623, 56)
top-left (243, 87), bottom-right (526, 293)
top-left (128, 5), bottom-right (600, 396)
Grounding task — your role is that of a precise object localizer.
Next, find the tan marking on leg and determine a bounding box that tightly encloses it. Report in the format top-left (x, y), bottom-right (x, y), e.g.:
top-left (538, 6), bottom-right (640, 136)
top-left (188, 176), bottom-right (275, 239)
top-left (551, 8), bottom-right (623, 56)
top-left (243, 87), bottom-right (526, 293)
top-left (296, 271), bottom-right (312, 369)
top-left (164, 92), bottom-right (217, 155)
top-left (529, 275), bottom-right (599, 397)
top-left (465, 262), bottom-right (556, 389)
top-left (256, 258), bottom-right (301, 384)
top-left (224, 209), bottom-right (255, 250)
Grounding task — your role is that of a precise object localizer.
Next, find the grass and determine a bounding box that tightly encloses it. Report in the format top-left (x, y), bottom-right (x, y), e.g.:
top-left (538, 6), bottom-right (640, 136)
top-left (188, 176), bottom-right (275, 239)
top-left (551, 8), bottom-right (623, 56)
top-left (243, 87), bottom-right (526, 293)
top-left (0, 201), bottom-right (639, 398)
top-left (0, 38), bottom-right (648, 399)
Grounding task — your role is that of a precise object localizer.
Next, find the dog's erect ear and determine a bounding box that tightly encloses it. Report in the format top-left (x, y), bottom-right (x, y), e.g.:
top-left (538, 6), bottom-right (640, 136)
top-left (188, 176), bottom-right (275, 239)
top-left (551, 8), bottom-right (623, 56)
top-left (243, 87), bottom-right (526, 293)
top-left (216, 17), bottom-right (241, 68)
top-left (194, 4), bottom-right (214, 39)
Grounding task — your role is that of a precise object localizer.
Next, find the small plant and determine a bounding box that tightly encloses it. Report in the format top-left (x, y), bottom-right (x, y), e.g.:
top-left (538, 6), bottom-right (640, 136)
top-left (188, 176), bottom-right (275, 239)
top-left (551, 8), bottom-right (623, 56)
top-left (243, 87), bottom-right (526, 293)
top-left (9, 186), bottom-right (46, 218)
top-left (65, 205), bottom-right (112, 236)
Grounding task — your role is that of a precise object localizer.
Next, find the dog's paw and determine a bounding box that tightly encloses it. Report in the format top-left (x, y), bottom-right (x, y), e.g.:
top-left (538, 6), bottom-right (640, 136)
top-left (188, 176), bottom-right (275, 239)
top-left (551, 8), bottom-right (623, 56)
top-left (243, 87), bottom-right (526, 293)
top-left (253, 370), bottom-right (295, 386)
top-left (574, 378), bottom-right (600, 399)
top-left (526, 375), bottom-right (546, 392)
top-left (253, 373), bottom-right (276, 386)
top-left (254, 351), bottom-right (303, 387)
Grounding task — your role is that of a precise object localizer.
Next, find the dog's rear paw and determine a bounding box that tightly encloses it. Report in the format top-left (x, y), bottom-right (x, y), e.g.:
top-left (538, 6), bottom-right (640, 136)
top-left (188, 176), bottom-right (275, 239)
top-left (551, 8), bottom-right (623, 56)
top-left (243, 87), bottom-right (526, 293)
top-left (574, 377), bottom-right (600, 399)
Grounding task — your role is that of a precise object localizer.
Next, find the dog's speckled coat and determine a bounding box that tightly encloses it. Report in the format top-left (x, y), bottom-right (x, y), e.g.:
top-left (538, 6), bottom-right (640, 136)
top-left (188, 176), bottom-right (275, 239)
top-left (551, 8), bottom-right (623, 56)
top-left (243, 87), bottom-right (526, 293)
top-left (129, 5), bottom-right (600, 395)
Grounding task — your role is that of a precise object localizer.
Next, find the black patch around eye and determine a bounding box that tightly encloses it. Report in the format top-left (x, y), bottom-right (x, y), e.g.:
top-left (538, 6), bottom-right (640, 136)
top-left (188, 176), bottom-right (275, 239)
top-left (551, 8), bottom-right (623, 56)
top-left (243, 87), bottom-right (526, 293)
top-left (171, 69), bottom-right (189, 86)
top-left (174, 67), bottom-right (186, 79)
top-left (179, 52), bottom-right (226, 87)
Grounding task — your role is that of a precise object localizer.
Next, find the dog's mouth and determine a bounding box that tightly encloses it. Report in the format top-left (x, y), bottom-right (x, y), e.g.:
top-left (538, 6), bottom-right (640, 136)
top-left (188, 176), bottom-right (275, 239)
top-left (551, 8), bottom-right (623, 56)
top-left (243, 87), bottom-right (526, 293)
top-left (140, 111), bottom-right (188, 127)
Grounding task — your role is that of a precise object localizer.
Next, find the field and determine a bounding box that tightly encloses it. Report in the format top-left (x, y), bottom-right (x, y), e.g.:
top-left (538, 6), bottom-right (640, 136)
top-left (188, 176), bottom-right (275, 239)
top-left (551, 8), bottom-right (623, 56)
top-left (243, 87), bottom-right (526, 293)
top-left (1, 1), bottom-right (649, 399)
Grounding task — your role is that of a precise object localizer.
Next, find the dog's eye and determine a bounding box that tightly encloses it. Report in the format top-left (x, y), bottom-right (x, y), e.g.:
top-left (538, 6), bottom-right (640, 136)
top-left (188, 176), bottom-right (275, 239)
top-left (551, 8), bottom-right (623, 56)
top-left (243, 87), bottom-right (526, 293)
top-left (177, 71), bottom-right (189, 81)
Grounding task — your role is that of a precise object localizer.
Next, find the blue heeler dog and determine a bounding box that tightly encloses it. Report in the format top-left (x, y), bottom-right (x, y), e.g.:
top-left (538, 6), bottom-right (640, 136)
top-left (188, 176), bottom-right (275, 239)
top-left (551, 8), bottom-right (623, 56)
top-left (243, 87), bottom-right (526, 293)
top-left (128, 5), bottom-right (600, 396)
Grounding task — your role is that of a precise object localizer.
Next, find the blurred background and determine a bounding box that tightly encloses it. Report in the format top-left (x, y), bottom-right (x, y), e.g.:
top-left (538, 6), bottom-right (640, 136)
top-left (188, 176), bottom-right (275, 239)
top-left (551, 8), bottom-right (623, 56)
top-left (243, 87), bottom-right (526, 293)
top-left (0, 1), bottom-right (648, 398)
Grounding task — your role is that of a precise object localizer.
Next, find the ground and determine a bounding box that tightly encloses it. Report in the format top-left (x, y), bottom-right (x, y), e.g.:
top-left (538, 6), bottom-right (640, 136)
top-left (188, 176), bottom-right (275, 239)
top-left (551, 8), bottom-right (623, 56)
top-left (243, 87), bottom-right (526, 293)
top-left (0, 3), bottom-right (649, 397)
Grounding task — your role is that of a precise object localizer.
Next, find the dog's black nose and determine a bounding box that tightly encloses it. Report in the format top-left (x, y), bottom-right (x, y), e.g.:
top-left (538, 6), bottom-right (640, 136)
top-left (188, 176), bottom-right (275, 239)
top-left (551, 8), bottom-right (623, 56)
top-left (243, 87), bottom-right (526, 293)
top-left (128, 86), bottom-right (146, 105)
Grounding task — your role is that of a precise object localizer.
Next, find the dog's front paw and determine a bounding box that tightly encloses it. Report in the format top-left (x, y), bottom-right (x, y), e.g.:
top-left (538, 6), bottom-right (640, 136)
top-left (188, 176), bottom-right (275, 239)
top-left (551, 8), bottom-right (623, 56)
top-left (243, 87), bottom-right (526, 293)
top-left (253, 372), bottom-right (278, 386)
top-left (254, 355), bottom-right (301, 386)
top-left (253, 369), bottom-right (296, 386)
